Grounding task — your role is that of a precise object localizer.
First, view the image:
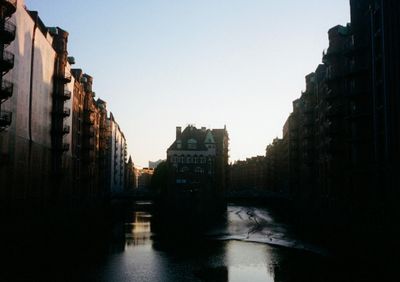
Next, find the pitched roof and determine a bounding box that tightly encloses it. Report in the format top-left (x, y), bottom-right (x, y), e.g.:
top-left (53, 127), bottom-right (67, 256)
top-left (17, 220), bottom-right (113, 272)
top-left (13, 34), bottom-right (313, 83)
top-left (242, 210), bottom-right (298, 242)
top-left (167, 125), bottom-right (209, 151)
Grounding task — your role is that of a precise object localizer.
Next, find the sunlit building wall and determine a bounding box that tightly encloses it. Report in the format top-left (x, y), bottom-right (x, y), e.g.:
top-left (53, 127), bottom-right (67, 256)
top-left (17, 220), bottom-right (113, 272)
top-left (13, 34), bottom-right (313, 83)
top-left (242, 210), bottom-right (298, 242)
top-left (107, 113), bottom-right (126, 195)
top-left (0, 0), bottom-right (74, 207)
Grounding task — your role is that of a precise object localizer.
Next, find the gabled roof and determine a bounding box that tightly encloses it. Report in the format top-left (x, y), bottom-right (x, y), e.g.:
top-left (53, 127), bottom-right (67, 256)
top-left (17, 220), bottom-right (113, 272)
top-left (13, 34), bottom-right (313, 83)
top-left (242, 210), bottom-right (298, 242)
top-left (167, 125), bottom-right (209, 151)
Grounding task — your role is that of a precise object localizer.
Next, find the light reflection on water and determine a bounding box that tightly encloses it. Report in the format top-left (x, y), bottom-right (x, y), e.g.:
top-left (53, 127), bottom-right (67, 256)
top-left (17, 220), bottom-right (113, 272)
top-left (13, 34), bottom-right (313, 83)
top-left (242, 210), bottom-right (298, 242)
top-left (225, 241), bottom-right (275, 282)
top-left (3, 203), bottom-right (376, 281)
top-left (125, 212), bottom-right (152, 246)
top-left (99, 204), bottom-right (313, 282)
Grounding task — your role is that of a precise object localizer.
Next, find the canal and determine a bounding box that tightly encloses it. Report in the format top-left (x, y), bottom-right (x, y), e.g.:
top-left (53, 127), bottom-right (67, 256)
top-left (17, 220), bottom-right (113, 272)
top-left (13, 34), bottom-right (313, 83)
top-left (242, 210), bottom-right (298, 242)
top-left (1, 202), bottom-right (388, 281)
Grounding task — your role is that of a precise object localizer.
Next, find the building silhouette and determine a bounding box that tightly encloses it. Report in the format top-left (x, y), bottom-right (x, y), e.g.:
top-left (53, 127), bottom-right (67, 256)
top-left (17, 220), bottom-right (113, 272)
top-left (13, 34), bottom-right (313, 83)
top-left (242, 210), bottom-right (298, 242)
top-left (230, 156), bottom-right (266, 192)
top-left (261, 0), bottom-right (400, 223)
top-left (164, 125), bottom-right (229, 215)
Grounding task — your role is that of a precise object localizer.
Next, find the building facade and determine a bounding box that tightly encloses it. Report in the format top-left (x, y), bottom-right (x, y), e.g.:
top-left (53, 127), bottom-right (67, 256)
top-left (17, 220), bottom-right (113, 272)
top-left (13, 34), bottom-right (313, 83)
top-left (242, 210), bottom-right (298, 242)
top-left (106, 113), bottom-right (126, 195)
top-left (0, 1), bottom-right (74, 207)
top-left (136, 167), bottom-right (153, 189)
top-left (230, 156), bottom-right (266, 192)
top-left (262, 0), bottom-right (400, 223)
top-left (0, 0), bottom-right (131, 208)
top-left (165, 125), bottom-right (229, 214)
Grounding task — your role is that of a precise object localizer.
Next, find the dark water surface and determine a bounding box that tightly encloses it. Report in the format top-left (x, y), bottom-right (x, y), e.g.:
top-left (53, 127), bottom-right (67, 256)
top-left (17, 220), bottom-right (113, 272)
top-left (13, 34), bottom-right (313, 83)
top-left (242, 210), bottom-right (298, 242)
top-left (1, 202), bottom-right (390, 281)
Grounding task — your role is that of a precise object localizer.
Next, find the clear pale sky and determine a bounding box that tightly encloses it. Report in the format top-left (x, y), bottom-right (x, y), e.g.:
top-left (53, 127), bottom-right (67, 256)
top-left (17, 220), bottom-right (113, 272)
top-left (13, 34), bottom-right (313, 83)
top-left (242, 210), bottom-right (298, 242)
top-left (25, 0), bottom-right (350, 167)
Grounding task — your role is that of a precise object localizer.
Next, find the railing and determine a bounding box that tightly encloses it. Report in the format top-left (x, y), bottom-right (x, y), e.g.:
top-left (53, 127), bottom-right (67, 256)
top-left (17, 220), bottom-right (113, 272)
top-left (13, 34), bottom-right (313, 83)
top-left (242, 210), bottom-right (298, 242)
top-left (1, 79), bottom-right (13, 101)
top-left (64, 73), bottom-right (72, 82)
top-left (63, 108), bottom-right (71, 117)
top-left (1, 0), bottom-right (18, 17)
top-left (63, 125), bottom-right (70, 134)
top-left (56, 73), bottom-right (72, 83)
top-left (0, 50), bottom-right (15, 72)
top-left (0, 20), bottom-right (16, 44)
top-left (63, 90), bottom-right (71, 100)
top-left (0, 110), bottom-right (12, 127)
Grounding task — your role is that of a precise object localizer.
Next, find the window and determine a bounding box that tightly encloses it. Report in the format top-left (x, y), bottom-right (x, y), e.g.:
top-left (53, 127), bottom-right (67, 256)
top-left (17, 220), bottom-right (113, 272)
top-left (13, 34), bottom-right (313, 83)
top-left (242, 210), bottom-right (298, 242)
top-left (195, 167), bottom-right (204, 174)
top-left (187, 138), bottom-right (197, 149)
top-left (180, 166), bottom-right (189, 173)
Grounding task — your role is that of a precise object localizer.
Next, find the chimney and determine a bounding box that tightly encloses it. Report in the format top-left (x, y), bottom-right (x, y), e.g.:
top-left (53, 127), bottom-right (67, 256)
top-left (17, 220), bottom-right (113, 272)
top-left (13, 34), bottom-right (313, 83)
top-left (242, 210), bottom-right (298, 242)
top-left (176, 126), bottom-right (182, 140)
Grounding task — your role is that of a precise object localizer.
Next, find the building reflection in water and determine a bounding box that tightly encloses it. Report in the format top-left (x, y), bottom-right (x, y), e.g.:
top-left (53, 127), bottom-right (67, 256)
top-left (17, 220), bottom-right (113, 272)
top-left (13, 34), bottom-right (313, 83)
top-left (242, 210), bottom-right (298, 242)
top-left (125, 211), bottom-right (152, 246)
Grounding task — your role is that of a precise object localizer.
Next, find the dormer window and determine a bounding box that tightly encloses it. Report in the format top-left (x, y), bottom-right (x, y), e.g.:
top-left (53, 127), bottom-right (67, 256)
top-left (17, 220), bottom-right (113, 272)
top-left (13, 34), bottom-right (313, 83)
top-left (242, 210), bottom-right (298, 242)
top-left (187, 138), bottom-right (197, 149)
top-left (177, 140), bottom-right (182, 149)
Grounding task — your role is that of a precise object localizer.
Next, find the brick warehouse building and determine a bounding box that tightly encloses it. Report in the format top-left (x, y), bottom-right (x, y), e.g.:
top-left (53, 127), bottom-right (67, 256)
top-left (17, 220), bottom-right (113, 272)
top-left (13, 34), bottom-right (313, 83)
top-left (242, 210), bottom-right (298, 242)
top-left (0, 0), bottom-right (131, 210)
top-left (165, 125), bottom-right (229, 215)
top-left (262, 0), bottom-right (400, 223)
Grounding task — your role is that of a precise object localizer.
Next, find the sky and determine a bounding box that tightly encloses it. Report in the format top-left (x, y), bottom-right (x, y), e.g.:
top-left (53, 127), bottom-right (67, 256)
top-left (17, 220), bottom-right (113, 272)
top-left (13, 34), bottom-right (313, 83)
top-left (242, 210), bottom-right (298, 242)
top-left (25, 0), bottom-right (350, 167)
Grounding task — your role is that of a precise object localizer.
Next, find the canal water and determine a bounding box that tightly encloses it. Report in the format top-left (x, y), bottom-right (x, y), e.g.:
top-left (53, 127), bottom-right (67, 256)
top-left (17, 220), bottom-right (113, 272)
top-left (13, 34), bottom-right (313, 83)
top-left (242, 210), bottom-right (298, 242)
top-left (1, 202), bottom-right (390, 281)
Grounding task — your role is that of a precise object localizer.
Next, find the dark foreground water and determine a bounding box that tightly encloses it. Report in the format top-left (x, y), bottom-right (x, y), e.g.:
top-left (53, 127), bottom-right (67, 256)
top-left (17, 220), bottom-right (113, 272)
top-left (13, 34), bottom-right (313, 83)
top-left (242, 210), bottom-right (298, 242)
top-left (1, 202), bottom-right (392, 281)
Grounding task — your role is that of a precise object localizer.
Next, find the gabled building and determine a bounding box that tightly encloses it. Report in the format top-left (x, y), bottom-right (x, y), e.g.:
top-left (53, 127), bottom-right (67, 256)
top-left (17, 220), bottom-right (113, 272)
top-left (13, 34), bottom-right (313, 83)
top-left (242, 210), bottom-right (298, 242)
top-left (165, 125), bottom-right (229, 214)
